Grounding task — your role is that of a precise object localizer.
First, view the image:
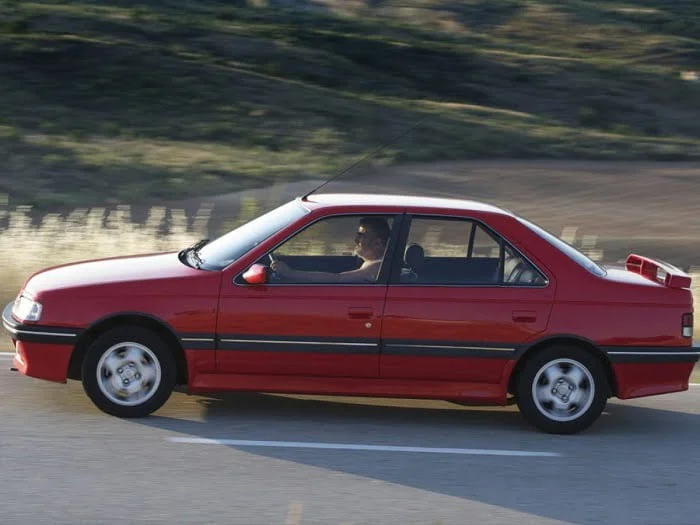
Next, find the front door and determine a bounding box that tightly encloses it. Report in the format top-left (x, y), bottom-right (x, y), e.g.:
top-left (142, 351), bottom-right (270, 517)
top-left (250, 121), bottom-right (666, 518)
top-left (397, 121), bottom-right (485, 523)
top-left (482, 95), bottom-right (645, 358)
top-left (381, 214), bottom-right (555, 383)
top-left (216, 213), bottom-right (400, 378)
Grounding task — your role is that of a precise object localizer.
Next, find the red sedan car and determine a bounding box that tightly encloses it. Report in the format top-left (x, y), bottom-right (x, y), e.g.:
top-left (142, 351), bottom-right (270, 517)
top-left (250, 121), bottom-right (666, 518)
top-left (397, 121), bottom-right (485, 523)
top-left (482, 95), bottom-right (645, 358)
top-left (4, 194), bottom-right (697, 433)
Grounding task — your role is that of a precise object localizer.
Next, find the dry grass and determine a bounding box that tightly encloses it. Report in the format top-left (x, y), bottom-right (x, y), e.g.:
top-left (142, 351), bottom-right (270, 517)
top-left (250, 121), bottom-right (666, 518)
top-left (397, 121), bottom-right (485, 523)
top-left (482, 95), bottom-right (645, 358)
top-left (0, 198), bottom-right (212, 301)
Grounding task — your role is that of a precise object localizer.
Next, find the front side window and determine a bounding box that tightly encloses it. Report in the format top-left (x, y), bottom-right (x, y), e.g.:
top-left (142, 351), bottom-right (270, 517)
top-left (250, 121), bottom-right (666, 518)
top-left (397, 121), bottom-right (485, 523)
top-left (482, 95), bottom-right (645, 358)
top-left (397, 216), bottom-right (546, 286)
top-left (263, 214), bottom-right (395, 284)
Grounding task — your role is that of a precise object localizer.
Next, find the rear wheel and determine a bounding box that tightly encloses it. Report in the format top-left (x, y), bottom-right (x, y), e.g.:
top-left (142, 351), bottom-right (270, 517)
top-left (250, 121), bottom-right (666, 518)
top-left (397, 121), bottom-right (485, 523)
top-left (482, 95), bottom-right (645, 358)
top-left (516, 346), bottom-right (608, 434)
top-left (82, 326), bottom-right (176, 418)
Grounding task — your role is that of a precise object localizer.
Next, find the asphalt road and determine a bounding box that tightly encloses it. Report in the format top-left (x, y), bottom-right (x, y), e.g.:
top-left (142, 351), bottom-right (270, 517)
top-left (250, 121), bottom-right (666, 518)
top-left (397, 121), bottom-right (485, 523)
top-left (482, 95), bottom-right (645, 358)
top-left (1, 359), bottom-right (699, 525)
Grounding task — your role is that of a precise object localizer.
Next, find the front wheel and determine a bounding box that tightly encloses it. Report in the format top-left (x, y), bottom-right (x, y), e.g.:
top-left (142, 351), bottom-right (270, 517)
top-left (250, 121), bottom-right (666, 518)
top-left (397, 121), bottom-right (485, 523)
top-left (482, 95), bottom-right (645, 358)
top-left (516, 346), bottom-right (608, 434)
top-left (82, 326), bottom-right (176, 418)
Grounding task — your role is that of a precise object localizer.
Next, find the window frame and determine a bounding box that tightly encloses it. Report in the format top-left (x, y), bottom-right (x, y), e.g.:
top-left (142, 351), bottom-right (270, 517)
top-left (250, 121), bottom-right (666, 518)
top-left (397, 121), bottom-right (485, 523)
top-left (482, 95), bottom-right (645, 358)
top-left (235, 212), bottom-right (406, 287)
top-left (389, 213), bottom-right (550, 287)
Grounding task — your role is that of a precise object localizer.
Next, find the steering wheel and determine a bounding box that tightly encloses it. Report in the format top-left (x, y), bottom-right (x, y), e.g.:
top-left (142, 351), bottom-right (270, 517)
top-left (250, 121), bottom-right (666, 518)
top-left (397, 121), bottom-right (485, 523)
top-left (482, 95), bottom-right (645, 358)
top-left (267, 252), bottom-right (280, 281)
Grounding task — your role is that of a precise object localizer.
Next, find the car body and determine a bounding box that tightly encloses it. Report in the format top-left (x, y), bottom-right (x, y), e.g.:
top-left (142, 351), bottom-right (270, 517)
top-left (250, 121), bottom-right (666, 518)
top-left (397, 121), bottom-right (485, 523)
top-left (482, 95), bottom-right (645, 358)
top-left (4, 193), bottom-right (698, 433)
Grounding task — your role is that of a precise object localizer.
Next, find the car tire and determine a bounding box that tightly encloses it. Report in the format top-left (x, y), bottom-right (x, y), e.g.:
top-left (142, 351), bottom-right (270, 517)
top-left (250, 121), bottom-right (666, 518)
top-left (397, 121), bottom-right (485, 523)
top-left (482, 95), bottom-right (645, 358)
top-left (81, 326), bottom-right (176, 418)
top-left (516, 346), bottom-right (608, 434)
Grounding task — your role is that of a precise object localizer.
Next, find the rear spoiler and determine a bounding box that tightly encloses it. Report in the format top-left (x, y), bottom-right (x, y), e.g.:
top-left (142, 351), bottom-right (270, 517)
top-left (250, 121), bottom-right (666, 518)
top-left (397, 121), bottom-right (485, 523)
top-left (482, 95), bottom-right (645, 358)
top-left (625, 254), bottom-right (692, 289)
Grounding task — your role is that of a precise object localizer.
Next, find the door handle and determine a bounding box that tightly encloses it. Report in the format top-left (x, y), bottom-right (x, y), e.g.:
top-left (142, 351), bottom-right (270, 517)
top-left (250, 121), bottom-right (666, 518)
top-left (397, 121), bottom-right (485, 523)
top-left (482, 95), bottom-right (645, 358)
top-left (512, 310), bottom-right (537, 323)
top-left (348, 307), bottom-right (373, 319)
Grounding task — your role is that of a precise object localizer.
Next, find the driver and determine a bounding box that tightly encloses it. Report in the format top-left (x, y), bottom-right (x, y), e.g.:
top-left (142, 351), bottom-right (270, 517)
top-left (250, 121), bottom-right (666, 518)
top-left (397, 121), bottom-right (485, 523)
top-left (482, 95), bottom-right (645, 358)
top-left (270, 217), bottom-right (390, 283)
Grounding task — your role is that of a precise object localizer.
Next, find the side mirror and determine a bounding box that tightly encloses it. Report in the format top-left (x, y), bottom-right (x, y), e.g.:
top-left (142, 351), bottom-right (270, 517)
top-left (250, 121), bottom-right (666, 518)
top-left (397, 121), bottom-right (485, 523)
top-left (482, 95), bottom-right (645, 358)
top-left (241, 263), bottom-right (269, 285)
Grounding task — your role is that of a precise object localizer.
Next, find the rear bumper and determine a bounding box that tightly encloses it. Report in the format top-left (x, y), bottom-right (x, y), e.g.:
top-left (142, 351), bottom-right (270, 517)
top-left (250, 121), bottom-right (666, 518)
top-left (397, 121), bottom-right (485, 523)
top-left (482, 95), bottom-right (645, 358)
top-left (613, 362), bottom-right (696, 399)
top-left (3, 302), bottom-right (79, 383)
top-left (608, 345), bottom-right (700, 399)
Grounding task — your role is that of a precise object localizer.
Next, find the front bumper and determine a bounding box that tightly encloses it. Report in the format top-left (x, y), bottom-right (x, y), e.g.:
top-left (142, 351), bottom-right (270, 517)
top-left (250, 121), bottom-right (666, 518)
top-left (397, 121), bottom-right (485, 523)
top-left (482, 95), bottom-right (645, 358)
top-left (3, 302), bottom-right (79, 383)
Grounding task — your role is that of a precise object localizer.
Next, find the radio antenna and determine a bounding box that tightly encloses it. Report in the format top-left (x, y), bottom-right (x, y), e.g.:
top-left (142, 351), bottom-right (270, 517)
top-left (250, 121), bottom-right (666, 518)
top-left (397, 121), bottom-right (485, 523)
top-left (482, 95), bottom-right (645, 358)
top-left (301, 117), bottom-right (426, 200)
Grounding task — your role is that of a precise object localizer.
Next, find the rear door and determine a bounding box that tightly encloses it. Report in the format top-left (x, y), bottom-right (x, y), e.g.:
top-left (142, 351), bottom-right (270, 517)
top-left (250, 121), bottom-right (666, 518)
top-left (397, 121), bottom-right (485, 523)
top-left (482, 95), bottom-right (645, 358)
top-left (380, 214), bottom-right (555, 383)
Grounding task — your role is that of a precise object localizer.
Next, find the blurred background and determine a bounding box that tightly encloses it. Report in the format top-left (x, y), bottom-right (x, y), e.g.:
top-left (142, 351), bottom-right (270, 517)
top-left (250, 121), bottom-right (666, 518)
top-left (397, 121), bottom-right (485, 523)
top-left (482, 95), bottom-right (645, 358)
top-left (0, 0), bottom-right (698, 335)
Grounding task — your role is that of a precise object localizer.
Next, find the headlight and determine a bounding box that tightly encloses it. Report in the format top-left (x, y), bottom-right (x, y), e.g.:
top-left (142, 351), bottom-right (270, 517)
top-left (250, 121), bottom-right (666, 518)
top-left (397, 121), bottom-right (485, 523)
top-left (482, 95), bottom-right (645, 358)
top-left (13, 295), bottom-right (42, 322)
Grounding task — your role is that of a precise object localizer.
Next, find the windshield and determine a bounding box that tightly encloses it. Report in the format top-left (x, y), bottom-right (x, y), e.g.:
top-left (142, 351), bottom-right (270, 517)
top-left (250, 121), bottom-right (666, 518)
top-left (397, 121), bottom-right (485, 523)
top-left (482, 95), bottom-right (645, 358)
top-left (196, 200), bottom-right (309, 270)
top-left (517, 216), bottom-right (606, 277)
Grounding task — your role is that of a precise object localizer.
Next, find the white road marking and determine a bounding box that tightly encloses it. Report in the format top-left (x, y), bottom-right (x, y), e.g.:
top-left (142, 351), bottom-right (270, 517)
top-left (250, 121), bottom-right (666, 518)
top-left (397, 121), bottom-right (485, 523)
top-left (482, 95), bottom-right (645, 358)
top-left (167, 437), bottom-right (561, 457)
top-left (284, 502), bottom-right (303, 525)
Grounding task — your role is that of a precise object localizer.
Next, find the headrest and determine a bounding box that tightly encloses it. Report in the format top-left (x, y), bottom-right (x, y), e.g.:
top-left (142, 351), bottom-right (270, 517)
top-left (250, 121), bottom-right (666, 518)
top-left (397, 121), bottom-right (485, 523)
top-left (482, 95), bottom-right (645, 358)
top-left (404, 243), bottom-right (425, 269)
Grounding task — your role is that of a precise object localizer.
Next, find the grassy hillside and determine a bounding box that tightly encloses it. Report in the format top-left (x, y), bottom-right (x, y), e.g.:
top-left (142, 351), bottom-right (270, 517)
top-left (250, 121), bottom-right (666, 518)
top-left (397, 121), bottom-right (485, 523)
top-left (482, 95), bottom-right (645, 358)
top-left (1, 0), bottom-right (699, 208)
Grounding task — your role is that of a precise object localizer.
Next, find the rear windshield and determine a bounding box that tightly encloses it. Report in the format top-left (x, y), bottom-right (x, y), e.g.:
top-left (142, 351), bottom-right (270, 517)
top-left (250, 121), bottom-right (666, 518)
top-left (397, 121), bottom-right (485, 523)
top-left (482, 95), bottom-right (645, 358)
top-left (517, 217), bottom-right (606, 277)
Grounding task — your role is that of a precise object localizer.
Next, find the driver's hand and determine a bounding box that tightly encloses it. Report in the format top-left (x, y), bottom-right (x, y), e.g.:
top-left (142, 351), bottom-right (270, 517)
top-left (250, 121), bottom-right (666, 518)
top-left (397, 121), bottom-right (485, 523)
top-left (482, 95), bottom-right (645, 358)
top-left (270, 260), bottom-right (290, 276)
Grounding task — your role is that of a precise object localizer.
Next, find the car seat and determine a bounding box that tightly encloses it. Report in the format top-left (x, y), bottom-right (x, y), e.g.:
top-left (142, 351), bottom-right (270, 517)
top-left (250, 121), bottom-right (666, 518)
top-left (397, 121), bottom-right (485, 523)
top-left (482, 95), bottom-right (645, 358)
top-left (401, 243), bottom-right (425, 283)
top-left (504, 256), bottom-right (538, 284)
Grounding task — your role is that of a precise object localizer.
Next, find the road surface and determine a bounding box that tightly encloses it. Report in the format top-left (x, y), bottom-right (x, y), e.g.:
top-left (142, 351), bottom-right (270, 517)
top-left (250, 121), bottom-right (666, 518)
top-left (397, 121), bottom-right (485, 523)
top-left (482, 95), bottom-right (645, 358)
top-left (1, 358), bottom-right (699, 525)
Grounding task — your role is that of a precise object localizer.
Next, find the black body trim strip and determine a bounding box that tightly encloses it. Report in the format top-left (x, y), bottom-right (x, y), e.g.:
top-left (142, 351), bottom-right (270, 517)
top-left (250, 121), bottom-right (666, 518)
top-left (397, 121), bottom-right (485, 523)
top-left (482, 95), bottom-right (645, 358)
top-left (607, 354), bottom-right (699, 364)
top-left (216, 334), bottom-right (378, 354)
top-left (382, 346), bottom-right (515, 359)
top-left (603, 346), bottom-right (700, 364)
top-left (218, 341), bottom-right (378, 354)
top-left (383, 340), bottom-right (516, 358)
top-left (178, 332), bottom-right (216, 351)
top-left (212, 334), bottom-right (518, 358)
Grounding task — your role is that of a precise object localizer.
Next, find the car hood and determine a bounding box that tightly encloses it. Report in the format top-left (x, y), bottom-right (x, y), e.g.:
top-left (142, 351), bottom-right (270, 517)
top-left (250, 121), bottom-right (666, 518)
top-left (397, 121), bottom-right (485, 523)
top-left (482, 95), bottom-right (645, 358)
top-left (24, 252), bottom-right (202, 295)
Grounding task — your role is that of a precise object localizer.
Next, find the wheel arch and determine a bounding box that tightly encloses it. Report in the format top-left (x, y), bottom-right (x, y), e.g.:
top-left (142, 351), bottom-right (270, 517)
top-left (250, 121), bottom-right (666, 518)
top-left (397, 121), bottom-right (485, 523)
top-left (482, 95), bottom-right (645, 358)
top-left (508, 335), bottom-right (617, 397)
top-left (67, 312), bottom-right (188, 385)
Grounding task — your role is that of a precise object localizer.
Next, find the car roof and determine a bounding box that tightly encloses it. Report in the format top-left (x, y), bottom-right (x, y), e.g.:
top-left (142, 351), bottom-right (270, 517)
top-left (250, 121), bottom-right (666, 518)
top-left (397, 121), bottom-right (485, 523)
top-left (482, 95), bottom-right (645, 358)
top-left (302, 193), bottom-right (512, 216)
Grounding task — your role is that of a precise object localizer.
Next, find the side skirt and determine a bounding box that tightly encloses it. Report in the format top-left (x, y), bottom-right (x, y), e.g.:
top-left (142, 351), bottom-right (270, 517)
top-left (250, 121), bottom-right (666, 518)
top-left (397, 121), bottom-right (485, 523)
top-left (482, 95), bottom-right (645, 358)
top-left (189, 374), bottom-right (508, 405)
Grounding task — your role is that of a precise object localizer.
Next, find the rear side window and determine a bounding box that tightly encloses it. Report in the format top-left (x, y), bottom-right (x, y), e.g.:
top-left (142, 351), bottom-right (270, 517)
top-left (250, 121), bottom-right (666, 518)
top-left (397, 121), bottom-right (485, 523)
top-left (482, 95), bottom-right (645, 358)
top-left (517, 216), bottom-right (606, 277)
top-left (397, 216), bottom-right (547, 286)
top-left (471, 223), bottom-right (501, 258)
top-left (405, 218), bottom-right (470, 258)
